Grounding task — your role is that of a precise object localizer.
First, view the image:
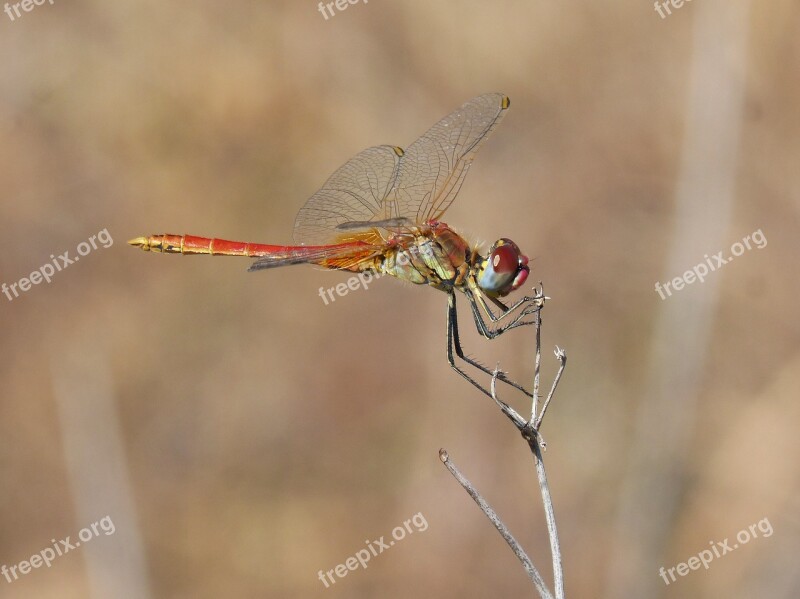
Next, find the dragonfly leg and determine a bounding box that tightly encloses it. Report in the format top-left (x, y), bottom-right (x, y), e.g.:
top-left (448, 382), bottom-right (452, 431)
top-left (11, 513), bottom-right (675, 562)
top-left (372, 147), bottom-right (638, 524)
top-left (447, 292), bottom-right (533, 398)
top-left (465, 285), bottom-right (543, 340)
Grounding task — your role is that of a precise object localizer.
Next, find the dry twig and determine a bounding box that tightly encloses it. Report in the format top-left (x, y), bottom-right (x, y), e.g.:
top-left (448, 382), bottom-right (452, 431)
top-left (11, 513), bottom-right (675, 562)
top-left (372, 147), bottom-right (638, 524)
top-left (440, 286), bottom-right (567, 598)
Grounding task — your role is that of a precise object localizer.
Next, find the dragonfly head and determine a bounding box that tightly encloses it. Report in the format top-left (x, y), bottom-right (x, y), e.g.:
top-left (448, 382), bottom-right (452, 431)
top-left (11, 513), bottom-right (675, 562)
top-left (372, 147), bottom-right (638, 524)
top-left (475, 238), bottom-right (529, 297)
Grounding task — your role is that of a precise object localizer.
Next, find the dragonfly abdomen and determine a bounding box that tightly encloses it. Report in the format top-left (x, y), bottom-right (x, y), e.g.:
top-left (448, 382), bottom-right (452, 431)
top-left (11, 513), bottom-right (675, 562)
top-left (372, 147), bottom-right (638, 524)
top-left (128, 234), bottom-right (291, 257)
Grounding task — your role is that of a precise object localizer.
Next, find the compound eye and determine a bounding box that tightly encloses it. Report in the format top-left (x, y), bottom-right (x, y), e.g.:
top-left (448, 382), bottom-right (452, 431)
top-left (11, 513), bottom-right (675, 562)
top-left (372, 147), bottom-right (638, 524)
top-left (491, 243), bottom-right (520, 274)
top-left (476, 238), bottom-right (530, 297)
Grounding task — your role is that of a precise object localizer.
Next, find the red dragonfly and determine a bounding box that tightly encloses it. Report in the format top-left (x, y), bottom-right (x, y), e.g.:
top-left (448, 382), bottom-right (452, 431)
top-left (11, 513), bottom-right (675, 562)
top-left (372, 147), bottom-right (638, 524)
top-left (130, 93), bottom-right (540, 398)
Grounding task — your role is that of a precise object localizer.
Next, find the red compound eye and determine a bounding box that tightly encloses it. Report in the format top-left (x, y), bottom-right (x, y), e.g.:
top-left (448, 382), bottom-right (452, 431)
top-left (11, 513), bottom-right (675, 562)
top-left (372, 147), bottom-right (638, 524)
top-left (477, 239), bottom-right (529, 297)
top-left (491, 244), bottom-right (519, 273)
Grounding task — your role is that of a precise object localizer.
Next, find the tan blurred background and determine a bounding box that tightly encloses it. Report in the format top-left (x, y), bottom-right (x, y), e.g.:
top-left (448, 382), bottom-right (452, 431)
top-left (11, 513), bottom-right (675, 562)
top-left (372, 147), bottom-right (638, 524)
top-left (1, 1), bottom-right (798, 597)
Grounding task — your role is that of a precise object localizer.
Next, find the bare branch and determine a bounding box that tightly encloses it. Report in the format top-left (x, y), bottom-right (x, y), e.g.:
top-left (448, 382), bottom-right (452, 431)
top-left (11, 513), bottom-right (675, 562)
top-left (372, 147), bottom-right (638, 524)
top-left (439, 449), bottom-right (555, 599)
top-left (534, 347), bottom-right (567, 430)
top-left (527, 436), bottom-right (565, 599)
top-left (490, 364), bottom-right (527, 430)
top-left (442, 283), bottom-right (566, 597)
top-left (531, 287), bottom-right (544, 423)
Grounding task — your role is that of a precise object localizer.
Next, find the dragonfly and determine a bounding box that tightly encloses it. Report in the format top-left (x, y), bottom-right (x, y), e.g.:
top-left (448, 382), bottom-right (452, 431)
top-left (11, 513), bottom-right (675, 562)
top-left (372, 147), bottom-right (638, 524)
top-left (129, 93), bottom-right (541, 399)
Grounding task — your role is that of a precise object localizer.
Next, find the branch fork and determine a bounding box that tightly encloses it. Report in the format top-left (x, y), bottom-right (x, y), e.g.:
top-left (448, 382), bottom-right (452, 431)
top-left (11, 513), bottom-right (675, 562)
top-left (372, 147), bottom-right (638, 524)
top-left (440, 284), bottom-right (567, 599)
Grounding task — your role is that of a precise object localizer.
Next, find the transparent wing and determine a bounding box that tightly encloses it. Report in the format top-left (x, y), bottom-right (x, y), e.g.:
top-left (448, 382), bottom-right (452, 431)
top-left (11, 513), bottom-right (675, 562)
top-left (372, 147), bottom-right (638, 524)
top-left (293, 145), bottom-right (403, 245)
top-left (389, 93), bottom-right (510, 223)
top-left (292, 94), bottom-right (509, 245)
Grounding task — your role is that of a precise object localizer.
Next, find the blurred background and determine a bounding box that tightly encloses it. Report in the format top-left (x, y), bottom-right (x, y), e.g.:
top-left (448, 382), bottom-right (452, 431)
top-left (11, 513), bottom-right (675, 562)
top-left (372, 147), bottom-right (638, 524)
top-left (1, 1), bottom-right (798, 597)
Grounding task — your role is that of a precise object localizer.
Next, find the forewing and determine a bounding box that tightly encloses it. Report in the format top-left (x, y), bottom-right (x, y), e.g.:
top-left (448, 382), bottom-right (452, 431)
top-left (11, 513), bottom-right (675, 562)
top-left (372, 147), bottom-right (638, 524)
top-left (389, 93), bottom-right (510, 223)
top-left (293, 145), bottom-right (403, 245)
top-left (292, 94), bottom-right (509, 245)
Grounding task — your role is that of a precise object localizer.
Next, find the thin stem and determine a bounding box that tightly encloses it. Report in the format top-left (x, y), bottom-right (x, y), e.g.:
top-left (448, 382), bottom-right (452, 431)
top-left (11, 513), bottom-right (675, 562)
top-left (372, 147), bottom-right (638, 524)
top-left (528, 437), bottom-right (564, 599)
top-left (439, 449), bottom-right (554, 599)
top-left (531, 300), bottom-right (543, 423)
top-left (444, 283), bottom-right (566, 597)
top-left (490, 364), bottom-right (527, 431)
top-left (534, 347), bottom-right (567, 430)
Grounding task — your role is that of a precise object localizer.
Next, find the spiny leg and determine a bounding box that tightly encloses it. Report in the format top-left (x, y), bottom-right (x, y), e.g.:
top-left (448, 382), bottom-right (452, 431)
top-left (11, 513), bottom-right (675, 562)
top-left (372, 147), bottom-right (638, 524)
top-left (465, 285), bottom-right (543, 341)
top-left (446, 292), bottom-right (532, 398)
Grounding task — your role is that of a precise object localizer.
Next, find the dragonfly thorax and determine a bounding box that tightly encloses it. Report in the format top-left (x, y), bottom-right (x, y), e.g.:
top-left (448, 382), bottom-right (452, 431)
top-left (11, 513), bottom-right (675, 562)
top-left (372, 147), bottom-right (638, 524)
top-left (377, 223), bottom-right (472, 291)
top-left (374, 224), bottom-right (529, 298)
